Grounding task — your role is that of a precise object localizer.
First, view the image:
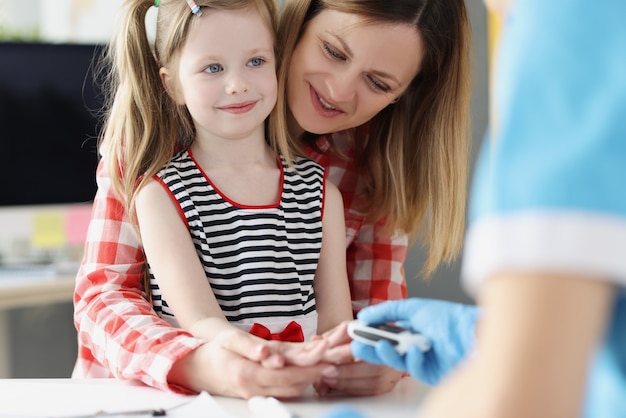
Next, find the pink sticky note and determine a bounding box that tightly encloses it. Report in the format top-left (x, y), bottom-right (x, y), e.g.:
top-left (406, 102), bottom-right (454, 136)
top-left (66, 204), bottom-right (93, 245)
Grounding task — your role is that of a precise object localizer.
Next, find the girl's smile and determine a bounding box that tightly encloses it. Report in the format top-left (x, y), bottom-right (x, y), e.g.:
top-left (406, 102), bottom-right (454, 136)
top-left (218, 100), bottom-right (258, 114)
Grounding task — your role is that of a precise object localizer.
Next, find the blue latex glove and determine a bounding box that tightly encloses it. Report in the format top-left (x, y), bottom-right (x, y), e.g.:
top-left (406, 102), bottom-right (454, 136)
top-left (351, 298), bottom-right (480, 385)
top-left (583, 293), bottom-right (626, 418)
top-left (318, 405), bottom-right (366, 418)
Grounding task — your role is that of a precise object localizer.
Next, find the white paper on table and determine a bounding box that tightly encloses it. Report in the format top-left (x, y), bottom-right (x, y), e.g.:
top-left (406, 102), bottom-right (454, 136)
top-left (0, 380), bottom-right (235, 418)
top-left (168, 391), bottom-right (236, 417)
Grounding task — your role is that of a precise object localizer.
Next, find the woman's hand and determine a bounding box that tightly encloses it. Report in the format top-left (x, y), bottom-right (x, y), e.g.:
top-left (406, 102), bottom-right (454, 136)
top-left (168, 328), bottom-right (337, 399)
top-left (314, 322), bottom-right (404, 397)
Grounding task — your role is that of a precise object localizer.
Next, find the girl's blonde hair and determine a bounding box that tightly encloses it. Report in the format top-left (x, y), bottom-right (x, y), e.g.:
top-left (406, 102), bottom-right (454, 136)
top-left (274, 0), bottom-right (472, 277)
top-left (98, 0), bottom-right (281, 224)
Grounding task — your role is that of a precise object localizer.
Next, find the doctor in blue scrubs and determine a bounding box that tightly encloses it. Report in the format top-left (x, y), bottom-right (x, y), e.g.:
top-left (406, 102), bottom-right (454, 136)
top-left (323, 0), bottom-right (626, 416)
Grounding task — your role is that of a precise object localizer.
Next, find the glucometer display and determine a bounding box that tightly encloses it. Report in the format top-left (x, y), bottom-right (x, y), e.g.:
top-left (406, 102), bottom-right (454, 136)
top-left (347, 320), bottom-right (432, 354)
top-left (352, 328), bottom-right (400, 346)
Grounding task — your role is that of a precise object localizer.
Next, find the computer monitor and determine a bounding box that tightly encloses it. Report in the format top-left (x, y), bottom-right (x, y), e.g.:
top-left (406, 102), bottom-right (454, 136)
top-left (0, 42), bottom-right (105, 206)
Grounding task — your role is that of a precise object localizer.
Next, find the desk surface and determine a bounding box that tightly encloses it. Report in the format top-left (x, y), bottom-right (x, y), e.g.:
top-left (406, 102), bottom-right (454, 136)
top-left (0, 274), bottom-right (75, 310)
top-left (217, 377), bottom-right (428, 418)
top-left (0, 378), bottom-right (428, 418)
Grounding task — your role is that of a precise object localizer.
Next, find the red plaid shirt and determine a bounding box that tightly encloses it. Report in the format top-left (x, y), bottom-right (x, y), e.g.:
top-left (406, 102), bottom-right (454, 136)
top-left (73, 131), bottom-right (407, 392)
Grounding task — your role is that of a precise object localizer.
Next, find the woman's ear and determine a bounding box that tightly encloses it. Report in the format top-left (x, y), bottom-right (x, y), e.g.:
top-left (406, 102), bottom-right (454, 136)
top-left (159, 67), bottom-right (184, 104)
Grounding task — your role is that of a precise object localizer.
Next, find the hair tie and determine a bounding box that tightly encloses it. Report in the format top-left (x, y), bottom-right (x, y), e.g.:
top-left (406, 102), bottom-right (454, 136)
top-left (185, 0), bottom-right (202, 16)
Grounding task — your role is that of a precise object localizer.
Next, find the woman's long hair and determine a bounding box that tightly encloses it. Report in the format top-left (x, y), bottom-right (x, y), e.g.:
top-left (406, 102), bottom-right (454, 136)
top-left (274, 0), bottom-right (472, 276)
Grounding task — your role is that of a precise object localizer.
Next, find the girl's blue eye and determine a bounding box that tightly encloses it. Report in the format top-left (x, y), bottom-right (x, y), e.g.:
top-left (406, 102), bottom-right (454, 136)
top-left (206, 63), bottom-right (223, 73)
top-left (248, 57), bottom-right (265, 67)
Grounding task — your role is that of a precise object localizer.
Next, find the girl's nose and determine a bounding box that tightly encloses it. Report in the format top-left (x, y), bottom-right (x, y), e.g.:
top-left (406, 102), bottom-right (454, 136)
top-left (225, 71), bottom-right (249, 95)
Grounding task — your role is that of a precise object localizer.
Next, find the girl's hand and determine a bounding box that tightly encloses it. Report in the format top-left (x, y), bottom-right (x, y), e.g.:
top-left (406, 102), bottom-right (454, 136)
top-left (168, 328), bottom-right (337, 399)
top-left (262, 338), bottom-right (330, 368)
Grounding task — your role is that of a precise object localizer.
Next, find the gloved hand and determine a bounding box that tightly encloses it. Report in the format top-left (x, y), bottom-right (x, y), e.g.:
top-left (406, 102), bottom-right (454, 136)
top-left (318, 405), bottom-right (366, 418)
top-left (351, 298), bottom-right (481, 386)
top-left (583, 294), bottom-right (626, 418)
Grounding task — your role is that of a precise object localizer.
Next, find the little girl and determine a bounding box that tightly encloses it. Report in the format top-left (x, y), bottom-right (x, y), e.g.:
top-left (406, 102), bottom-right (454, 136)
top-left (101, 0), bottom-right (352, 367)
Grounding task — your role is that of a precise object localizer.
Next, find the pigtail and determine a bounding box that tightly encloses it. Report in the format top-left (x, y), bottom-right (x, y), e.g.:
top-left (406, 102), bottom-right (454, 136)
top-left (99, 0), bottom-right (181, 222)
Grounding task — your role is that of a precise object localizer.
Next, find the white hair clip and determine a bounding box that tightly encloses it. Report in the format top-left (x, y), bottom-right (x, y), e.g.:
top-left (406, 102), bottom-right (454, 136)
top-left (185, 0), bottom-right (202, 16)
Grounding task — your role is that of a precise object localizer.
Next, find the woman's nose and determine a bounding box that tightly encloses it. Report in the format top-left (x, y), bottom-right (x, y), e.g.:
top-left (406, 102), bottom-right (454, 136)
top-left (325, 70), bottom-right (357, 103)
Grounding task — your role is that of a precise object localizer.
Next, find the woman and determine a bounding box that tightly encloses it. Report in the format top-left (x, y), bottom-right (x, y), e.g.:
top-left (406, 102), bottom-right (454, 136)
top-left (73, 0), bottom-right (472, 398)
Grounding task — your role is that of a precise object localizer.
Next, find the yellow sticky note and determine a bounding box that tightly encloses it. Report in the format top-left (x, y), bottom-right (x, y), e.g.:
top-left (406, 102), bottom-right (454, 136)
top-left (32, 210), bottom-right (66, 249)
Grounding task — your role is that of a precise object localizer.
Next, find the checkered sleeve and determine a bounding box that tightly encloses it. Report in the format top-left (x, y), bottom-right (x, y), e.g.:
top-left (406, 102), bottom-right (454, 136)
top-left (346, 219), bottom-right (408, 314)
top-left (72, 160), bottom-right (205, 393)
top-left (304, 133), bottom-right (408, 315)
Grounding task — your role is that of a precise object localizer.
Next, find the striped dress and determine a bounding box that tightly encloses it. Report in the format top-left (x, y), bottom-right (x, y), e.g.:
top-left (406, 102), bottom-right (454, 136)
top-left (148, 149), bottom-right (324, 340)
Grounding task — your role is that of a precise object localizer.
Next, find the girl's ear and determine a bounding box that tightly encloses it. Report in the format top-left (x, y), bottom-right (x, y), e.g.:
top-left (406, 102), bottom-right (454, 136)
top-left (159, 67), bottom-right (185, 104)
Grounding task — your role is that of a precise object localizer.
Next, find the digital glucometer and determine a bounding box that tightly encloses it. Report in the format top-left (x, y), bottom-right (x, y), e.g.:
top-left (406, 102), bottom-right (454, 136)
top-left (347, 320), bottom-right (432, 354)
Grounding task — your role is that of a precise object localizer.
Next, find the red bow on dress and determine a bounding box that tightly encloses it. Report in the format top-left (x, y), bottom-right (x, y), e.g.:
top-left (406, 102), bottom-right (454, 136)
top-left (249, 320), bottom-right (304, 342)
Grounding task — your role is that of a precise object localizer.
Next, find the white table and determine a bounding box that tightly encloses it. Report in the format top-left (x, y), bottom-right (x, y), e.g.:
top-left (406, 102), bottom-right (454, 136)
top-left (0, 377), bottom-right (429, 418)
top-left (0, 274), bottom-right (76, 378)
top-left (217, 377), bottom-right (429, 418)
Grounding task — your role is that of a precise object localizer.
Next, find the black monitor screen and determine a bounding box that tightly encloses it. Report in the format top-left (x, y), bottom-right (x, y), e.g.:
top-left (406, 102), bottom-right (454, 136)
top-left (0, 42), bottom-right (105, 206)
